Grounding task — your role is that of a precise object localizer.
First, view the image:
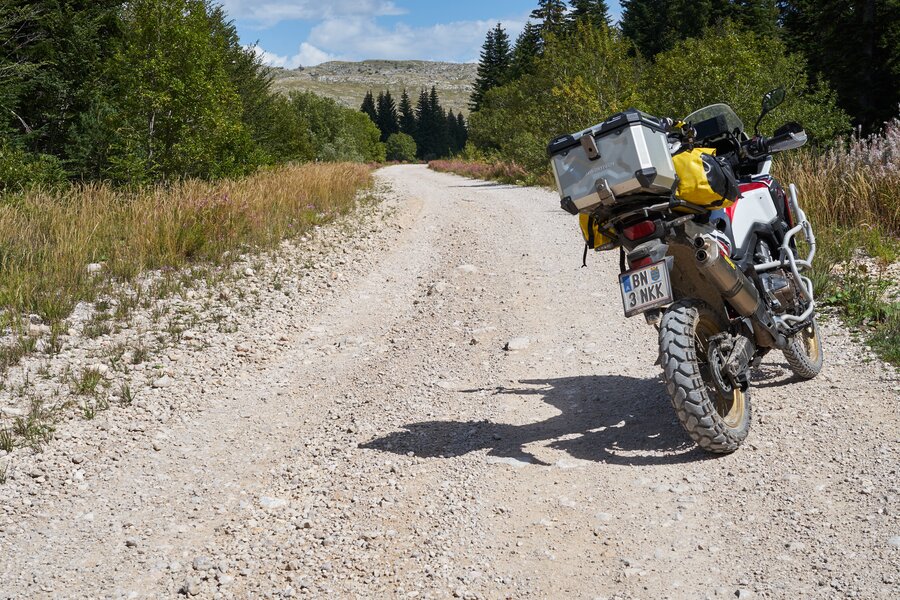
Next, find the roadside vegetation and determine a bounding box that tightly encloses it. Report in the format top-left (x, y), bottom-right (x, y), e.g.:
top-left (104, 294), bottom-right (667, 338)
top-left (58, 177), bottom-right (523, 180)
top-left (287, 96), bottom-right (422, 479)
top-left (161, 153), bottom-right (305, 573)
top-left (0, 163), bottom-right (370, 324)
top-left (440, 0), bottom-right (899, 366)
top-left (361, 88), bottom-right (467, 161)
top-left (0, 0), bottom-right (380, 454)
top-left (0, 0), bottom-right (384, 191)
top-left (0, 0), bottom-right (381, 328)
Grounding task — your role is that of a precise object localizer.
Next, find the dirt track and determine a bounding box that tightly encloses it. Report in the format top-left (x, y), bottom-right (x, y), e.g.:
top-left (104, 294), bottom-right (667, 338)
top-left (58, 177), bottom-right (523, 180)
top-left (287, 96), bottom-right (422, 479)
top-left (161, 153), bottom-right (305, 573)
top-left (1, 164), bottom-right (898, 599)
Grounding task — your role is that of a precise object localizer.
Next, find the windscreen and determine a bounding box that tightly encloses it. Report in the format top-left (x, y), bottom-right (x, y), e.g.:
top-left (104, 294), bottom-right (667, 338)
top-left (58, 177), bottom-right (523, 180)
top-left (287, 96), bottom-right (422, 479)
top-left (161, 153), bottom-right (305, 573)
top-left (683, 104), bottom-right (745, 140)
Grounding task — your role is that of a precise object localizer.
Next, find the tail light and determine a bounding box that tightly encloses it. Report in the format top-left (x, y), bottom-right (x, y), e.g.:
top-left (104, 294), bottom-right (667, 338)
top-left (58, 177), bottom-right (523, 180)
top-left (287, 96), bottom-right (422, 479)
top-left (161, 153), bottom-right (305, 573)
top-left (629, 256), bottom-right (653, 269)
top-left (622, 220), bottom-right (657, 241)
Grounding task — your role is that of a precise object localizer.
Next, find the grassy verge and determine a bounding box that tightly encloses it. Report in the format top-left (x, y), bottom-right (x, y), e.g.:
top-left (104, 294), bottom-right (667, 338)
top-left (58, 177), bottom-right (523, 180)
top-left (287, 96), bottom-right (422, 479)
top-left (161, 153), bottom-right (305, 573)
top-left (0, 162), bottom-right (371, 371)
top-left (0, 163), bottom-right (371, 322)
top-left (428, 159), bottom-right (552, 187)
top-left (776, 121), bottom-right (900, 367)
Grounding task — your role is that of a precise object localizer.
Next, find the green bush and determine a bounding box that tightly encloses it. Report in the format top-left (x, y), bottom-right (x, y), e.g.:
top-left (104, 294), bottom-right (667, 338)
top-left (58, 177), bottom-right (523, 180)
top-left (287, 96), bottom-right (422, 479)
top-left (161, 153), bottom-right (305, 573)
top-left (469, 22), bottom-right (643, 174)
top-left (0, 139), bottom-right (66, 192)
top-left (643, 22), bottom-right (850, 142)
top-left (385, 133), bottom-right (417, 162)
top-left (106, 0), bottom-right (257, 184)
top-left (290, 92), bottom-right (385, 163)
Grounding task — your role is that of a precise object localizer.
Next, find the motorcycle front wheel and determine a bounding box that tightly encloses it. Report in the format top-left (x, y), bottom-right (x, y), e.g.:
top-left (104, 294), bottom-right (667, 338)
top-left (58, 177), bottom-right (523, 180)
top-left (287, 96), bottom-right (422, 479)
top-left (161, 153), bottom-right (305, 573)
top-left (782, 318), bottom-right (823, 379)
top-left (659, 299), bottom-right (751, 453)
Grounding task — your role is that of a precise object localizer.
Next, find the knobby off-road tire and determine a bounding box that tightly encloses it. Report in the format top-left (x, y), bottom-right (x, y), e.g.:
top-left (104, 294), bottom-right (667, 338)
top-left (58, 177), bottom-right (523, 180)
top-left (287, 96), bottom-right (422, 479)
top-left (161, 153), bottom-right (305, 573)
top-left (782, 318), bottom-right (823, 379)
top-left (659, 299), bottom-right (751, 453)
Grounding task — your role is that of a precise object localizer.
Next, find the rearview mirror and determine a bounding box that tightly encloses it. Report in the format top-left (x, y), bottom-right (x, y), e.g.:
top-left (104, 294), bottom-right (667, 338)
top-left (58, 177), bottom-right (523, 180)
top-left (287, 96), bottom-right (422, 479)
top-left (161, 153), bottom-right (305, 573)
top-left (755, 87), bottom-right (786, 135)
top-left (762, 87), bottom-right (786, 114)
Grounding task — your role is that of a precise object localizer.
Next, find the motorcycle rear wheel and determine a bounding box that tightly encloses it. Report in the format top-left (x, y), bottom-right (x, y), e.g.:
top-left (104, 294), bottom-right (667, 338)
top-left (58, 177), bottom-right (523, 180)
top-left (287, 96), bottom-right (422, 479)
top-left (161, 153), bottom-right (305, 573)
top-left (782, 318), bottom-right (823, 379)
top-left (659, 299), bottom-right (751, 453)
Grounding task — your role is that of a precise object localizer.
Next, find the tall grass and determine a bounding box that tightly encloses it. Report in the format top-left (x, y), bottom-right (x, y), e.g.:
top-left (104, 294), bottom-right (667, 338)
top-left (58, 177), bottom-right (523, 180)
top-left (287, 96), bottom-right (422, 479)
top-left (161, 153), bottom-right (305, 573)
top-left (775, 120), bottom-right (900, 367)
top-left (0, 163), bottom-right (371, 323)
top-left (776, 118), bottom-right (900, 237)
top-left (428, 159), bottom-right (551, 186)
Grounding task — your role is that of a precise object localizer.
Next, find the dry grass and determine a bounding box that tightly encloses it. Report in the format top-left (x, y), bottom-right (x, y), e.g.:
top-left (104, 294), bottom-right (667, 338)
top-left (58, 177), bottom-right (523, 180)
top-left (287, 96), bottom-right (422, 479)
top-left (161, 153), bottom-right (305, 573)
top-left (428, 159), bottom-right (536, 185)
top-left (775, 118), bottom-right (900, 237)
top-left (0, 163), bottom-right (371, 324)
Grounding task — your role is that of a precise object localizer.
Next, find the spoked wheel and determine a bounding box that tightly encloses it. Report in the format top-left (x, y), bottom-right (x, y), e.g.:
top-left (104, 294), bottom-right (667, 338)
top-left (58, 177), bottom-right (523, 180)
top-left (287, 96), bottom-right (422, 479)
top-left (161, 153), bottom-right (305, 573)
top-left (782, 318), bottom-right (823, 379)
top-left (659, 299), bottom-right (751, 453)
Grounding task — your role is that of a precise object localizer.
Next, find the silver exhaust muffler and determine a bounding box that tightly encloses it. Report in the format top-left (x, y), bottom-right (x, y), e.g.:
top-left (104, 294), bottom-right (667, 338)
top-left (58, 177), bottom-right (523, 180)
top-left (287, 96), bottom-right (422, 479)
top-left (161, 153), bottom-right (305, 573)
top-left (694, 235), bottom-right (786, 349)
top-left (694, 236), bottom-right (761, 317)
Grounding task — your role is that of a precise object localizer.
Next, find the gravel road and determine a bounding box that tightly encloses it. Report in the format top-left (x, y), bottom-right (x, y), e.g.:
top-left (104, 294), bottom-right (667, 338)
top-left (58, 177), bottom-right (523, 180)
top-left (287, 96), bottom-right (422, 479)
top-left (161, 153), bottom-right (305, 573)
top-left (1, 164), bottom-right (898, 599)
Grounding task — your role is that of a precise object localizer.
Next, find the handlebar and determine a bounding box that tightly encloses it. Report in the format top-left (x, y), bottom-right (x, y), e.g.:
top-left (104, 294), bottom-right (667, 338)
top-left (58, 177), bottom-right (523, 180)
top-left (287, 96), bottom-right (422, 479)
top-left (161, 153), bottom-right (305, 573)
top-left (744, 124), bottom-right (807, 158)
top-left (663, 115), bottom-right (807, 158)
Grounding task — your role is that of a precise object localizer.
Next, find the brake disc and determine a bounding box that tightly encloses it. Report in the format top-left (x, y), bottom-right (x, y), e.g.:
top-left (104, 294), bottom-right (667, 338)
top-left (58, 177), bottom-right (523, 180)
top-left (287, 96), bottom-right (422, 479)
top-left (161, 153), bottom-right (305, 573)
top-left (707, 336), bottom-right (734, 396)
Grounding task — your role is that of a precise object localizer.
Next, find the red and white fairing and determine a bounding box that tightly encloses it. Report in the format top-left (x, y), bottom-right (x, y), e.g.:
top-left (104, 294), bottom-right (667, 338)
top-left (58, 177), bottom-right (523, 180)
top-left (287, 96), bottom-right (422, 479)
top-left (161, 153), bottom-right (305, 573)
top-left (727, 177), bottom-right (790, 252)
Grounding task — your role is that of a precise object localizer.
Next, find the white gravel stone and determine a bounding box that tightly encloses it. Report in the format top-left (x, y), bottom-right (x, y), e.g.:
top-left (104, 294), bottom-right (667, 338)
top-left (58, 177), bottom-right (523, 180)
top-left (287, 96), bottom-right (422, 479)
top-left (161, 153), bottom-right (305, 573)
top-left (259, 496), bottom-right (288, 510)
top-left (504, 337), bottom-right (530, 351)
top-left (151, 375), bottom-right (173, 388)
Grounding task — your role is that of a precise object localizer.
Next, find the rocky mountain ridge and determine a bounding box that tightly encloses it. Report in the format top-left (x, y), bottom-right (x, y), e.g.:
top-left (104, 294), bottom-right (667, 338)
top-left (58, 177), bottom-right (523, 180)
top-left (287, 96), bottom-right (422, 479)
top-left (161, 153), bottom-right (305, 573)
top-left (269, 60), bottom-right (477, 115)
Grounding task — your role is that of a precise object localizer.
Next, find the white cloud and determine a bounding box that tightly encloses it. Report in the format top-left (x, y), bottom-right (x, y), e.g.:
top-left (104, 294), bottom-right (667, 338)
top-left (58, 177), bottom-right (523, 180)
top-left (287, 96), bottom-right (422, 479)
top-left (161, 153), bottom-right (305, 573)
top-left (219, 0), bottom-right (404, 27)
top-left (251, 43), bottom-right (337, 68)
top-left (312, 16), bottom-right (526, 63)
top-left (236, 2), bottom-right (531, 67)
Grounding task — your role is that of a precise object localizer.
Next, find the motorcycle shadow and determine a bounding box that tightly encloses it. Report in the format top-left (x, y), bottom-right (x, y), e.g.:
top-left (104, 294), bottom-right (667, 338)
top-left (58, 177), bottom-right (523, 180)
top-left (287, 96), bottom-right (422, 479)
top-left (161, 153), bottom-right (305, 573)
top-left (361, 375), bottom-right (713, 467)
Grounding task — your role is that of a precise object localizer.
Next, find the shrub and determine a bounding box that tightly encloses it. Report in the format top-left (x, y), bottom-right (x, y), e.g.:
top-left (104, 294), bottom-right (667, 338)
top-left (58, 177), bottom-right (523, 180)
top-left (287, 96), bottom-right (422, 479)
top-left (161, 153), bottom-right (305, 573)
top-left (289, 92), bottom-right (386, 163)
top-left (0, 139), bottom-right (66, 192)
top-left (469, 22), bottom-right (642, 175)
top-left (385, 133), bottom-right (418, 162)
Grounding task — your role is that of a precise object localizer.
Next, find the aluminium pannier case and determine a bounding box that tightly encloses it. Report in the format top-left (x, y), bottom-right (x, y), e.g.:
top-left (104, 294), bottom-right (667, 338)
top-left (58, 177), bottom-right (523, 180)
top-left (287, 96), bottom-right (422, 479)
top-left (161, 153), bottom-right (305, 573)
top-left (547, 109), bottom-right (677, 215)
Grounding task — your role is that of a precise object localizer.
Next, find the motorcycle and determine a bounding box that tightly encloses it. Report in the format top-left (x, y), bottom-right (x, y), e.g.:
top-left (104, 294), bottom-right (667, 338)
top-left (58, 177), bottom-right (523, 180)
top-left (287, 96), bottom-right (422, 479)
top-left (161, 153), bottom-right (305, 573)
top-left (548, 89), bottom-right (822, 453)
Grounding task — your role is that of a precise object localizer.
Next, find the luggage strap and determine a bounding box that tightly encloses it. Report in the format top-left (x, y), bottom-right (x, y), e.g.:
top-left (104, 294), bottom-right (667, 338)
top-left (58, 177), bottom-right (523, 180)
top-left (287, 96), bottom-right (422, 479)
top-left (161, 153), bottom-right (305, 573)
top-left (582, 212), bottom-right (598, 268)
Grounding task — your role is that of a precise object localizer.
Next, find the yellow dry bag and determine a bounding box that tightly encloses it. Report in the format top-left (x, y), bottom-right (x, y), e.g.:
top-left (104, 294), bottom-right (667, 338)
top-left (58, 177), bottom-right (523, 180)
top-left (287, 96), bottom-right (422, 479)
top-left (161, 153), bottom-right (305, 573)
top-left (579, 212), bottom-right (616, 250)
top-left (673, 147), bottom-right (739, 208)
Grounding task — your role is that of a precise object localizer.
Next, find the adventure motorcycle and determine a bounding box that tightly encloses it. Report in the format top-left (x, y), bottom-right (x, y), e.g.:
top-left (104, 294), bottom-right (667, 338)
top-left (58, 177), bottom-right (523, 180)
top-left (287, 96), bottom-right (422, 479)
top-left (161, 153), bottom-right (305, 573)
top-left (548, 89), bottom-right (822, 453)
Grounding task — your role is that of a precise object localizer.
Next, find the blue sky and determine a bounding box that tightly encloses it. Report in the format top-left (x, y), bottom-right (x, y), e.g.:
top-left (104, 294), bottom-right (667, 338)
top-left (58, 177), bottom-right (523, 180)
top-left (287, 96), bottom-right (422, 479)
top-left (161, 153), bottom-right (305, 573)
top-left (219, 1), bottom-right (623, 68)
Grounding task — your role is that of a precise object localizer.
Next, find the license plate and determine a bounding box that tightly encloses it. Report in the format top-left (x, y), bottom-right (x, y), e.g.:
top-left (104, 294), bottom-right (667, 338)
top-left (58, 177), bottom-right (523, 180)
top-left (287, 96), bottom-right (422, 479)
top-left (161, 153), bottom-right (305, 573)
top-left (619, 260), bottom-right (673, 317)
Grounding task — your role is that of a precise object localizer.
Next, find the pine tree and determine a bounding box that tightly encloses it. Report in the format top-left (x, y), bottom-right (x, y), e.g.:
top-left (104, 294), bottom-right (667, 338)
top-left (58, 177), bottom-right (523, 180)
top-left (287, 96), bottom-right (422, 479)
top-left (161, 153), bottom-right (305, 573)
top-left (510, 22), bottom-right (543, 80)
top-left (446, 110), bottom-right (457, 153)
top-left (429, 86), bottom-right (450, 157)
top-left (530, 0), bottom-right (568, 36)
top-left (620, 0), bottom-right (678, 58)
top-left (375, 90), bottom-right (399, 142)
top-left (568, 0), bottom-right (611, 29)
top-left (360, 90), bottom-right (377, 124)
top-left (456, 112), bottom-right (468, 150)
top-left (398, 89), bottom-right (416, 135)
top-left (620, 1), bottom-right (779, 59)
top-left (414, 88), bottom-right (433, 158)
top-left (470, 23), bottom-right (512, 112)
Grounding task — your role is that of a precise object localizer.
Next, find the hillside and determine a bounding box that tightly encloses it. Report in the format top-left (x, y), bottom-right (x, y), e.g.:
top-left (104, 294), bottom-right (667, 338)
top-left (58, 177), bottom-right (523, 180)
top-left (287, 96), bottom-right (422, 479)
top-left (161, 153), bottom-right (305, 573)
top-left (269, 60), bottom-right (477, 115)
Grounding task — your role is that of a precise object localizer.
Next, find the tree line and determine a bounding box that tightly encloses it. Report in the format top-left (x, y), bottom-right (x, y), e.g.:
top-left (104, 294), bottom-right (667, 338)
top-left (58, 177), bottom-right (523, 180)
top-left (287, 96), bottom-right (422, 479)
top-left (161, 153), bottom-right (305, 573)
top-left (361, 87), bottom-right (468, 161)
top-left (472, 0), bottom-right (899, 134)
top-left (0, 0), bottom-right (387, 191)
